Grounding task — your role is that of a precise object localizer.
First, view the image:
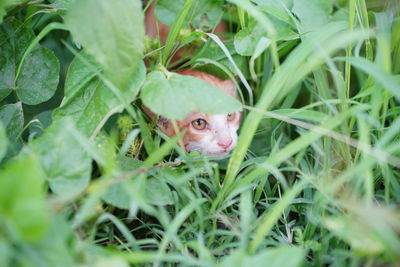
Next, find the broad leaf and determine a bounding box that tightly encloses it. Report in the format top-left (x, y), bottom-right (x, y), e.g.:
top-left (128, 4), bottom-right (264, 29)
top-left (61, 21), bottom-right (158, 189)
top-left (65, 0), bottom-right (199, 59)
top-left (28, 110), bottom-right (53, 138)
top-left (0, 102), bottom-right (23, 144)
top-left (141, 70), bottom-right (242, 120)
top-left (17, 46), bottom-right (60, 105)
top-left (0, 18), bottom-right (59, 104)
top-left (0, 239), bottom-right (10, 267)
top-left (102, 157), bottom-right (174, 209)
top-left (292, 0), bottom-right (333, 33)
top-left (50, 0), bottom-right (76, 8)
top-left (156, 0), bottom-right (223, 30)
top-left (30, 118), bottom-right (92, 195)
top-left (9, 216), bottom-right (77, 267)
top-left (145, 178), bottom-right (174, 205)
top-left (101, 157), bottom-right (142, 209)
top-left (234, 22), bottom-right (269, 56)
top-left (0, 152), bottom-right (49, 242)
top-left (66, 0), bottom-right (144, 89)
top-left (53, 54), bottom-right (146, 137)
top-left (252, 0), bottom-right (294, 9)
top-left (0, 0), bottom-right (20, 23)
top-left (219, 246), bottom-right (304, 267)
top-left (235, 12), bottom-right (296, 45)
top-left (0, 121), bottom-right (7, 161)
top-left (194, 39), bottom-right (250, 79)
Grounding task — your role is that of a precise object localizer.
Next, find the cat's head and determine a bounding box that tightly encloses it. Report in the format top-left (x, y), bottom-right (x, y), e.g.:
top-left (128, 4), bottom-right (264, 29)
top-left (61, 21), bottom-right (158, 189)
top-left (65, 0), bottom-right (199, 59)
top-left (145, 70), bottom-right (241, 156)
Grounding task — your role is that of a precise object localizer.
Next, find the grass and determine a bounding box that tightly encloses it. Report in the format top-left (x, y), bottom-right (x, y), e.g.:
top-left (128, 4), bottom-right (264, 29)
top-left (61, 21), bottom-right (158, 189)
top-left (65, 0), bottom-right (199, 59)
top-left (0, 0), bottom-right (400, 266)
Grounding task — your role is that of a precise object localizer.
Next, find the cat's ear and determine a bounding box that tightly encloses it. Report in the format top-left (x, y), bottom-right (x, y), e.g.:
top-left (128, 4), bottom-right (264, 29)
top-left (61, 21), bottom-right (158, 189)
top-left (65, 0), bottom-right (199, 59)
top-left (142, 105), bottom-right (175, 137)
top-left (221, 80), bottom-right (238, 98)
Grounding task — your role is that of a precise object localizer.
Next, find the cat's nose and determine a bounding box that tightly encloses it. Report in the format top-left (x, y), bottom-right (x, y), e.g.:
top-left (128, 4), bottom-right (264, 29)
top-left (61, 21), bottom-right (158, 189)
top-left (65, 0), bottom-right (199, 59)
top-left (218, 138), bottom-right (232, 149)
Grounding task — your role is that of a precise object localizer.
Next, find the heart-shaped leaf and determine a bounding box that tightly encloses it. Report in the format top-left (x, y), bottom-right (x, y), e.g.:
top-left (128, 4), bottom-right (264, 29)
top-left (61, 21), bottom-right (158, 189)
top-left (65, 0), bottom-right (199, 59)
top-left (53, 54), bottom-right (145, 137)
top-left (30, 118), bottom-right (92, 195)
top-left (66, 0), bottom-right (144, 90)
top-left (0, 18), bottom-right (59, 104)
top-left (141, 71), bottom-right (242, 120)
top-left (0, 152), bottom-right (49, 242)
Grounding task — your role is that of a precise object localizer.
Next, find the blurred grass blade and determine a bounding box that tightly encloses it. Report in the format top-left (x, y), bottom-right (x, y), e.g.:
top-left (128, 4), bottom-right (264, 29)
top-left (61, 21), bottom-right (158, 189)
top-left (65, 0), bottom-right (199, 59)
top-left (249, 179), bottom-right (308, 253)
top-left (162, 0), bottom-right (194, 65)
top-left (336, 57), bottom-right (400, 101)
top-left (218, 23), bottom-right (369, 210)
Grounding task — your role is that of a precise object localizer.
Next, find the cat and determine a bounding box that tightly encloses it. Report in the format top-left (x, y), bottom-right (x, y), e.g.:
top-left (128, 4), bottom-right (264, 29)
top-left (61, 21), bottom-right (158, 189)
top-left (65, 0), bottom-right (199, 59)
top-left (143, 2), bottom-right (240, 156)
top-left (143, 69), bottom-right (241, 156)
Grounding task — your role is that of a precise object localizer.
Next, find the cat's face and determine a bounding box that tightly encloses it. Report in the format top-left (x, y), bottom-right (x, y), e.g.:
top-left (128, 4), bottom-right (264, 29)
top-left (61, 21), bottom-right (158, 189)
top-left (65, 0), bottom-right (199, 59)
top-left (178, 110), bottom-right (241, 155)
top-left (145, 69), bottom-right (241, 156)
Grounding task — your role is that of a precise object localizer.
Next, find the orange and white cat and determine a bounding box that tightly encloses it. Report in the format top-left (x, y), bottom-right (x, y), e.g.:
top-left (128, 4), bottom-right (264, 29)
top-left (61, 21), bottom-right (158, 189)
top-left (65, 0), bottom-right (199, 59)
top-left (144, 70), bottom-right (241, 156)
top-left (144, 2), bottom-right (240, 155)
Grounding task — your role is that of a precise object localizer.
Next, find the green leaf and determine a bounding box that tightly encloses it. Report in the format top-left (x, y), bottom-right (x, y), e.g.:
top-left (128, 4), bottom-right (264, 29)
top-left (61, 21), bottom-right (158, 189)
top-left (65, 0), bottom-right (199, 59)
top-left (252, 0), bottom-right (293, 9)
top-left (30, 118), bottom-right (92, 195)
top-left (156, 0), bottom-right (223, 30)
top-left (14, 216), bottom-right (77, 267)
top-left (292, 0), bottom-right (333, 33)
top-left (219, 246), bottom-right (304, 267)
top-left (234, 22), bottom-right (269, 56)
top-left (0, 121), bottom-right (6, 161)
top-left (194, 39), bottom-right (250, 79)
top-left (16, 46), bottom-right (60, 105)
top-left (102, 157), bottom-right (143, 209)
top-left (53, 54), bottom-right (146, 137)
top-left (66, 0), bottom-right (144, 89)
top-left (141, 70), bottom-right (242, 120)
top-left (145, 178), bottom-right (174, 205)
top-left (0, 102), bottom-right (23, 144)
top-left (0, 238), bottom-right (10, 267)
top-left (28, 110), bottom-right (53, 138)
top-left (103, 157), bottom-right (174, 209)
top-left (0, 151), bottom-right (49, 242)
top-left (0, 0), bottom-right (21, 23)
top-left (50, 0), bottom-right (76, 9)
top-left (0, 18), bottom-right (59, 104)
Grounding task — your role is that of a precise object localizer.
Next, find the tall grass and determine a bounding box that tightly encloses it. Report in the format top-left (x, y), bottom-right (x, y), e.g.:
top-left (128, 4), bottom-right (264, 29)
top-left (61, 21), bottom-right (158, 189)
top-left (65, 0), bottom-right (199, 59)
top-left (0, 0), bottom-right (399, 266)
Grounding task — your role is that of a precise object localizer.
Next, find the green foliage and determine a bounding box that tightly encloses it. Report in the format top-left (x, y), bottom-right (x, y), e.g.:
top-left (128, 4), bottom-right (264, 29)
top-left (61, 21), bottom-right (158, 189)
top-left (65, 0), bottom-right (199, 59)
top-left (219, 246), bottom-right (304, 267)
top-left (0, 18), bottom-right (59, 104)
top-left (0, 0), bottom-right (400, 266)
top-left (66, 0), bottom-right (144, 90)
top-left (0, 102), bottom-right (23, 157)
top-left (156, 0), bottom-right (223, 30)
top-left (0, 0), bottom-right (20, 23)
top-left (0, 152), bottom-right (49, 242)
top-left (0, 121), bottom-right (7, 160)
top-left (29, 118), bottom-right (92, 195)
top-left (141, 70), bottom-right (242, 119)
top-left (53, 54), bottom-right (146, 137)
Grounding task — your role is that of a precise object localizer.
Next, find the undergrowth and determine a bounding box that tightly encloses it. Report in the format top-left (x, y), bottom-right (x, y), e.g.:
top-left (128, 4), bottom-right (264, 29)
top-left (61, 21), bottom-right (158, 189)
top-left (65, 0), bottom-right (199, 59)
top-left (0, 0), bottom-right (399, 266)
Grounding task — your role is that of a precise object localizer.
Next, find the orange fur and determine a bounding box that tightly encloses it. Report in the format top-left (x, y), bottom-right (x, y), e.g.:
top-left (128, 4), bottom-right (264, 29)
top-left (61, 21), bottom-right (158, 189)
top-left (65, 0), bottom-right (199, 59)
top-left (143, 3), bottom-right (241, 155)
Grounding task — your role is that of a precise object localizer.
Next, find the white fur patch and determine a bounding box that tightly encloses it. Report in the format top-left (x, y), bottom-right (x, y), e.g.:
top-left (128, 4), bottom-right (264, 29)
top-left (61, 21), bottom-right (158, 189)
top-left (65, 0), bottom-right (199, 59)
top-left (186, 113), bottom-right (239, 155)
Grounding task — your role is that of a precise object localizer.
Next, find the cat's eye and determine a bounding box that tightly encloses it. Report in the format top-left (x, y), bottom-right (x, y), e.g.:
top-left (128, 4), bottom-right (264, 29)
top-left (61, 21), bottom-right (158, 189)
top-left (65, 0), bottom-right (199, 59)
top-left (191, 119), bottom-right (207, 130)
top-left (227, 113), bottom-right (236, 121)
